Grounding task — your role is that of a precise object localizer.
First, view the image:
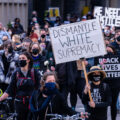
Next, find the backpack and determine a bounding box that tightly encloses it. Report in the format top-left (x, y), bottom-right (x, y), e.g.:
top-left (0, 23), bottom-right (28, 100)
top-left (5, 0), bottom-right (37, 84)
top-left (16, 68), bottom-right (35, 85)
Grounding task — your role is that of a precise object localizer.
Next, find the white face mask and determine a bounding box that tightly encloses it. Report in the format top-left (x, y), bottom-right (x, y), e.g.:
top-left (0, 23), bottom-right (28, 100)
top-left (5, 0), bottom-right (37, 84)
top-left (8, 31), bottom-right (12, 35)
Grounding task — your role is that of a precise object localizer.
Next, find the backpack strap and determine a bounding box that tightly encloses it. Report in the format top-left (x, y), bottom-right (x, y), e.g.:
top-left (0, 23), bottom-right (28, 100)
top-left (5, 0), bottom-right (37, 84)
top-left (31, 68), bottom-right (35, 84)
top-left (16, 68), bottom-right (35, 84)
top-left (16, 71), bottom-right (19, 82)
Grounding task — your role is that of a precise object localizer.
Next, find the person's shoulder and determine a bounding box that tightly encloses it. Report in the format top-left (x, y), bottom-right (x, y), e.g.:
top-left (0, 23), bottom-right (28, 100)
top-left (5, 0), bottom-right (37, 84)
top-left (14, 67), bottom-right (20, 73)
top-left (13, 52), bottom-right (19, 59)
top-left (110, 41), bottom-right (118, 46)
top-left (11, 68), bottom-right (20, 79)
top-left (0, 50), bottom-right (4, 56)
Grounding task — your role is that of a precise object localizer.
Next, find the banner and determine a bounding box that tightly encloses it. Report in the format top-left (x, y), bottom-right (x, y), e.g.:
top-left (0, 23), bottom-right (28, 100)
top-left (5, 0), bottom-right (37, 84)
top-left (94, 6), bottom-right (120, 28)
top-left (95, 55), bottom-right (120, 78)
top-left (49, 19), bottom-right (107, 64)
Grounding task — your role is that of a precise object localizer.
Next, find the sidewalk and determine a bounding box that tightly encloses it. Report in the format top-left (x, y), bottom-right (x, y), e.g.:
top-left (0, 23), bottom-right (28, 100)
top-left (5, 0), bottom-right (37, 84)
top-left (68, 95), bottom-right (120, 120)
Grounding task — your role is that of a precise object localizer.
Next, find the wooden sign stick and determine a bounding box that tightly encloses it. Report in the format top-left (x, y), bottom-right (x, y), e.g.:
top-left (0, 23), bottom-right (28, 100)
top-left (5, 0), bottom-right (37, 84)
top-left (81, 59), bottom-right (93, 102)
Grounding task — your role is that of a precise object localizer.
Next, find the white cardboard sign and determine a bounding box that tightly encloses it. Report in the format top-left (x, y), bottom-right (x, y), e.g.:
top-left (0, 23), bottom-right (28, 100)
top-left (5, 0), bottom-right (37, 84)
top-left (94, 6), bottom-right (120, 28)
top-left (49, 19), bottom-right (107, 64)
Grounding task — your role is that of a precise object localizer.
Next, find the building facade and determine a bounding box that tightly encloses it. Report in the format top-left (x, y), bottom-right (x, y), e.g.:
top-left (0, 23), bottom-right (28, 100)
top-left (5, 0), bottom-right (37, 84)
top-left (0, 0), bottom-right (120, 31)
top-left (0, 0), bottom-right (28, 30)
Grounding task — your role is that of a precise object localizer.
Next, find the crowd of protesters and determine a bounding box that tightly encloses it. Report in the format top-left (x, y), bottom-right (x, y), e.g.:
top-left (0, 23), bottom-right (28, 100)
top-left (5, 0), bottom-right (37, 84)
top-left (0, 10), bottom-right (119, 120)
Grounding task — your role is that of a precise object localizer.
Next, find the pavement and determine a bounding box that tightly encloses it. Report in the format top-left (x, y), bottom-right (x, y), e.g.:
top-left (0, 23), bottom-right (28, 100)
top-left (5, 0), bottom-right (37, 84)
top-left (68, 95), bottom-right (120, 120)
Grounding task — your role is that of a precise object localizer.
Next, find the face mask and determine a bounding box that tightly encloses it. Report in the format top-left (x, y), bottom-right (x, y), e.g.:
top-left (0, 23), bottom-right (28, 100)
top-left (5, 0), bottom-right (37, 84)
top-left (19, 60), bottom-right (27, 67)
top-left (41, 34), bottom-right (46, 38)
top-left (92, 75), bottom-right (101, 82)
top-left (107, 52), bottom-right (113, 56)
top-left (3, 40), bottom-right (7, 43)
top-left (16, 47), bottom-right (22, 51)
top-left (8, 46), bottom-right (13, 53)
top-left (43, 82), bottom-right (57, 95)
top-left (32, 15), bottom-right (36, 18)
top-left (45, 28), bottom-right (48, 32)
top-left (8, 31), bottom-right (12, 35)
top-left (32, 48), bottom-right (39, 55)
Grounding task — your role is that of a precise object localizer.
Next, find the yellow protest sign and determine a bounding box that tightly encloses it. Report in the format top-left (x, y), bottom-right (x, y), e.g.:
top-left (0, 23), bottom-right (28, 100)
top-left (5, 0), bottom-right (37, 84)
top-left (49, 7), bottom-right (60, 21)
top-left (83, 6), bottom-right (89, 15)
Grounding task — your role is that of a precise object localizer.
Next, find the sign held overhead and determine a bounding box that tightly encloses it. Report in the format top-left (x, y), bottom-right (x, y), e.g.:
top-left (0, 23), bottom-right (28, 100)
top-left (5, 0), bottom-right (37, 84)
top-left (49, 19), bottom-right (107, 64)
top-left (94, 6), bottom-right (120, 28)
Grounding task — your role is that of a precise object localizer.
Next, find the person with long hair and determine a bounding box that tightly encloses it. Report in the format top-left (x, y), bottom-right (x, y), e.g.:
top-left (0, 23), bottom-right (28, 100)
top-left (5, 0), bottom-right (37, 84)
top-left (29, 42), bottom-right (46, 75)
top-left (30, 71), bottom-right (80, 120)
top-left (82, 66), bottom-right (112, 120)
top-left (0, 51), bottom-right (41, 120)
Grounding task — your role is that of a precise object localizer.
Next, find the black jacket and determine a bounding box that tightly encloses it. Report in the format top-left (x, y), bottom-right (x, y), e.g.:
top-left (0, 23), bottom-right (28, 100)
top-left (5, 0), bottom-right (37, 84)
top-left (82, 82), bottom-right (111, 120)
top-left (6, 68), bottom-right (41, 97)
top-left (32, 54), bottom-right (46, 76)
top-left (30, 89), bottom-right (77, 120)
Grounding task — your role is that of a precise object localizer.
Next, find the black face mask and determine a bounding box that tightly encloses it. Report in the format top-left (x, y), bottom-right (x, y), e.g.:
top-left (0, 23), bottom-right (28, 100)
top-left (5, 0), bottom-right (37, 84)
top-left (8, 46), bottom-right (13, 53)
top-left (16, 47), bottom-right (22, 51)
top-left (32, 48), bottom-right (39, 55)
top-left (43, 82), bottom-right (57, 96)
top-left (41, 34), bottom-right (46, 38)
top-left (92, 75), bottom-right (101, 82)
top-left (107, 52), bottom-right (114, 56)
top-left (32, 15), bottom-right (36, 18)
top-left (19, 60), bottom-right (27, 67)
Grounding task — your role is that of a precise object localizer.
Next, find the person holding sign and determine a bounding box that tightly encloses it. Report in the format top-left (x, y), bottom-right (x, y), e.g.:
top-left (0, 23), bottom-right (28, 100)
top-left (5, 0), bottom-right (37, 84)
top-left (82, 66), bottom-right (111, 120)
top-left (29, 71), bottom-right (86, 120)
top-left (94, 44), bottom-right (120, 120)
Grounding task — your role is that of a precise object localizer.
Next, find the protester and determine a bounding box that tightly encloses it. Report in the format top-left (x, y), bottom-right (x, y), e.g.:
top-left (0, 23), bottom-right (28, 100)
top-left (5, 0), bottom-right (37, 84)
top-left (29, 42), bottom-right (46, 75)
top-left (0, 51), bottom-right (41, 120)
top-left (12, 22), bottom-right (23, 35)
top-left (14, 18), bottom-right (24, 32)
top-left (39, 29), bottom-right (49, 56)
top-left (46, 42), bottom-right (55, 71)
top-left (2, 35), bottom-right (9, 43)
top-left (94, 45), bottom-right (120, 120)
top-left (0, 9), bottom-right (120, 120)
top-left (22, 37), bottom-right (32, 52)
top-left (29, 71), bottom-right (83, 120)
top-left (67, 59), bottom-right (94, 110)
top-left (0, 22), bottom-right (11, 44)
top-left (110, 36), bottom-right (120, 55)
top-left (54, 16), bottom-right (62, 26)
top-left (82, 66), bottom-right (112, 120)
top-left (0, 40), bottom-right (19, 92)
